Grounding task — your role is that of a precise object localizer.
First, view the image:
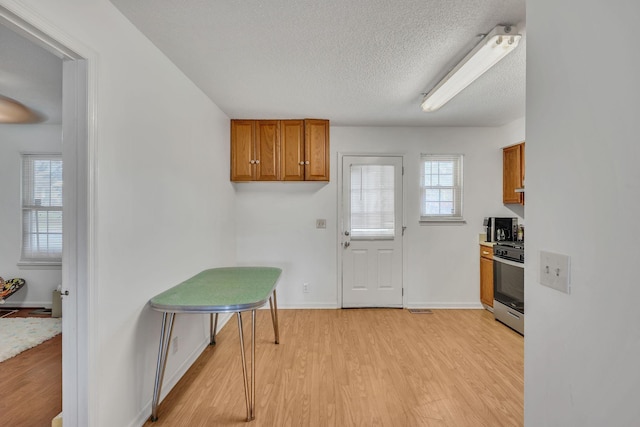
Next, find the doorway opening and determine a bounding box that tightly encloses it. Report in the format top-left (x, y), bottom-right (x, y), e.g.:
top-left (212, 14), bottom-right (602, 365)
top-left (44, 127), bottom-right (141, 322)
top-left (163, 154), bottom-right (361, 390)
top-left (0, 6), bottom-right (93, 426)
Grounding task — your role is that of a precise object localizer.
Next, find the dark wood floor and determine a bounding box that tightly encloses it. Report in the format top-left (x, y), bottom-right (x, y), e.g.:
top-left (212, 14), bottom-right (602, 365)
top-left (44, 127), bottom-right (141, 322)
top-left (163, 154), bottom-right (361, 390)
top-left (0, 308), bottom-right (62, 427)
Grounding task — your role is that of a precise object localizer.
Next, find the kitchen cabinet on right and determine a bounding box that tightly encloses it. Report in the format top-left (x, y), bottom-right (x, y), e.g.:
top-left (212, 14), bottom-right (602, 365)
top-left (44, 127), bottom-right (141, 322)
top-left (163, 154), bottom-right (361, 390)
top-left (480, 244), bottom-right (494, 309)
top-left (503, 142), bottom-right (525, 205)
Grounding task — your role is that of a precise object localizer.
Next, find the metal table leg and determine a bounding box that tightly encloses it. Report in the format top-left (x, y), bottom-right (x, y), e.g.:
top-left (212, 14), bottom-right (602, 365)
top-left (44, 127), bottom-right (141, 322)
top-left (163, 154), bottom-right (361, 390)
top-left (269, 289), bottom-right (280, 344)
top-left (251, 309), bottom-right (256, 420)
top-left (210, 313), bottom-right (219, 345)
top-left (237, 310), bottom-right (255, 421)
top-left (151, 312), bottom-right (175, 422)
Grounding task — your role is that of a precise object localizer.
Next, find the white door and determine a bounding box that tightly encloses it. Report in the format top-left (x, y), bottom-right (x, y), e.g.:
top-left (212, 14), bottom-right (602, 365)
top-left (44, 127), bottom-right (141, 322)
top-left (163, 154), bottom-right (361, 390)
top-left (341, 156), bottom-right (403, 307)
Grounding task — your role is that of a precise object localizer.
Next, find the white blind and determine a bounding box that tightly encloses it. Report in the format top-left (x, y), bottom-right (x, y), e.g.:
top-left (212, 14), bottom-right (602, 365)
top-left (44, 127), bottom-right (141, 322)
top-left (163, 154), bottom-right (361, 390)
top-left (21, 154), bottom-right (63, 262)
top-left (350, 164), bottom-right (395, 238)
top-left (420, 154), bottom-right (463, 221)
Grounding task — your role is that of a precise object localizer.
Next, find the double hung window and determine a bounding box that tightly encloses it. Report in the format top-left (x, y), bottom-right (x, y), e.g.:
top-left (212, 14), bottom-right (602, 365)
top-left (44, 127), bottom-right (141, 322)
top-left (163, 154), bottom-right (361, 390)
top-left (21, 154), bottom-right (63, 264)
top-left (420, 154), bottom-right (463, 222)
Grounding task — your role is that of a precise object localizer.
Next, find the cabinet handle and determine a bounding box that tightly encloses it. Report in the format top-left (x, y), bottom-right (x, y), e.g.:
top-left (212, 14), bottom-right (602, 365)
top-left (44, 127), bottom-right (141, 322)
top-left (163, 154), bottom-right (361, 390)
top-left (305, 161), bottom-right (310, 165)
top-left (255, 160), bottom-right (260, 164)
top-left (482, 251), bottom-right (490, 255)
top-left (250, 160), bottom-right (255, 164)
top-left (299, 161), bottom-right (304, 165)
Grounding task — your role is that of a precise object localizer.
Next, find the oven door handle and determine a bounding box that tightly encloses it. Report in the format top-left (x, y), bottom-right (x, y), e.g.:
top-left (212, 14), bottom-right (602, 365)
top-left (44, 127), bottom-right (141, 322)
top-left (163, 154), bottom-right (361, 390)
top-left (494, 257), bottom-right (524, 268)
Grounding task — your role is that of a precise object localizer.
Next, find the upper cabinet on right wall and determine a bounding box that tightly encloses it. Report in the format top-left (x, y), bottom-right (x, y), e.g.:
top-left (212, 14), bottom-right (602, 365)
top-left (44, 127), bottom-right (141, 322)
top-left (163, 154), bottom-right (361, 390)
top-left (503, 142), bottom-right (525, 205)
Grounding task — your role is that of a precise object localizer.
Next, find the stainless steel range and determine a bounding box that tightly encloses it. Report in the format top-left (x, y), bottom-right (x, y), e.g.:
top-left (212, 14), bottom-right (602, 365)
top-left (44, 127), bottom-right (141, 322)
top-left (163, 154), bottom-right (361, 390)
top-left (493, 241), bottom-right (524, 335)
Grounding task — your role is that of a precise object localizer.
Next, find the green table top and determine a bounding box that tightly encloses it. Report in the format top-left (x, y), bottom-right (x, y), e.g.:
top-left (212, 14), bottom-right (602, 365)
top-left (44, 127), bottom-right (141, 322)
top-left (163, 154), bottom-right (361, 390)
top-left (149, 267), bottom-right (282, 313)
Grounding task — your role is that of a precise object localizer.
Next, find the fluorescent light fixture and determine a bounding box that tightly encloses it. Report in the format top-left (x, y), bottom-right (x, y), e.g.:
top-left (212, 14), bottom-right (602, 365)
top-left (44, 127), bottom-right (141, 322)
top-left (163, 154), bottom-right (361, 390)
top-left (421, 25), bottom-right (521, 112)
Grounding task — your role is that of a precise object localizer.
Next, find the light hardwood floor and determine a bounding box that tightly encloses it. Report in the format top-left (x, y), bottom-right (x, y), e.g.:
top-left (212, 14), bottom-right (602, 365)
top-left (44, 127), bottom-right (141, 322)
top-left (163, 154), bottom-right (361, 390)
top-left (144, 309), bottom-right (523, 427)
top-left (0, 309), bottom-right (62, 427)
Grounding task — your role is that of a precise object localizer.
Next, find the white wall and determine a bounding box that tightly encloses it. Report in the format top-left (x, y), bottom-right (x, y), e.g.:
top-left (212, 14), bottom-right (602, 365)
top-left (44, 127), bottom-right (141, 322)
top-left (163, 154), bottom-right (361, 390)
top-left (235, 123), bottom-right (525, 309)
top-left (1, 1), bottom-right (236, 426)
top-left (526, 1), bottom-right (640, 426)
top-left (0, 124), bottom-right (63, 306)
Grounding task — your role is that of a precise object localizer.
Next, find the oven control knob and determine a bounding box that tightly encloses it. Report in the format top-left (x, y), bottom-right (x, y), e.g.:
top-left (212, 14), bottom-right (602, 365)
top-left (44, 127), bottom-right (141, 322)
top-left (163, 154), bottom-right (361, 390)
top-left (520, 254), bottom-right (524, 262)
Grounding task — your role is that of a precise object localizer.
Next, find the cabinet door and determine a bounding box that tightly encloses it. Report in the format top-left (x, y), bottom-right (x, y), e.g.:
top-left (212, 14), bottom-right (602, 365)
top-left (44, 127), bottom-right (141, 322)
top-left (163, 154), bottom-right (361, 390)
top-left (256, 120), bottom-right (280, 181)
top-left (520, 143), bottom-right (525, 204)
top-left (503, 143), bottom-right (524, 204)
top-left (480, 255), bottom-right (494, 308)
top-left (304, 119), bottom-right (330, 181)
top-left (231, 120), bottom-right (255, 181)
top-left (281, 120), bottom-right (305, 181)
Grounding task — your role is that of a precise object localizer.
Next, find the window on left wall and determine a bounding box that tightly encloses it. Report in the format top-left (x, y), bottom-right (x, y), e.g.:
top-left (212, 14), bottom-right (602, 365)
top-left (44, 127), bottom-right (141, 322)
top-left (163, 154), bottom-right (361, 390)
top-left (20, 154), bottom-right (63, 265)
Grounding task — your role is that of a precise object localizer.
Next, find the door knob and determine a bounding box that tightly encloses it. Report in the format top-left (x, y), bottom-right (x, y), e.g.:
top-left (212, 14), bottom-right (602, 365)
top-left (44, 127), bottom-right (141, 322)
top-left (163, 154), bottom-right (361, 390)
top-left (344, 241), bottom-right (350, 248)
top-left (344, 231), bottom-right (350, 236)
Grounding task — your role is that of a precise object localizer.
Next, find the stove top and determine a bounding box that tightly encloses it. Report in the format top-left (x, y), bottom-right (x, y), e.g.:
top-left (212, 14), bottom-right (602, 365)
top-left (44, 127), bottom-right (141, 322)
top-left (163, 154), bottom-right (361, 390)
top-left (493, 240), bottom-right (525, 263)
top-left (494, 240), bottom-right (524, 249)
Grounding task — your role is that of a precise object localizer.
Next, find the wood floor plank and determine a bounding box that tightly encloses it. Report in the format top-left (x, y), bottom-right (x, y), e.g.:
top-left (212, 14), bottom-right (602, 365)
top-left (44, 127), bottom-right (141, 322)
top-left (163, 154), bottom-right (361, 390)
top-left (144, 309), bottom-right (523, 427)
top-left (0, 308), bottom-right (62, 427)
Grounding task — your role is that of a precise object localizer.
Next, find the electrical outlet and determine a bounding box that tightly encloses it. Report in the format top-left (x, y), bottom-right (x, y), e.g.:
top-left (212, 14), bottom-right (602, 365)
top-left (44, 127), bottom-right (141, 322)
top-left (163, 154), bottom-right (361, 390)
top-left (303, 282), bottom-right (309, 293)
top-left (316, 219), bottom-right (326, 229)
top-left (539, 251), bottom-right (571, 294)
top-left (172, 336), bottom-right (178, 354)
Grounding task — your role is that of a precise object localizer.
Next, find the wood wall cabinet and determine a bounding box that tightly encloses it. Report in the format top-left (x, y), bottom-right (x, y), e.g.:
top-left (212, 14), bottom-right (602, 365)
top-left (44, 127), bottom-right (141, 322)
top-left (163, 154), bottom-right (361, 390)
top-left (480, 245), bottom-right (494, 309)
top-left (230, 120), bottom-right (255, 181)
top-left (304, 119), bottom-right (330, 181)
top-left (230, 119), bottom-right (329, 182)
top-left (231, 120), bottom-right (280, 181)
top-left (503, 142), bottom-right (525, 205)
top-left (281, 120), bottom-right (305, 181)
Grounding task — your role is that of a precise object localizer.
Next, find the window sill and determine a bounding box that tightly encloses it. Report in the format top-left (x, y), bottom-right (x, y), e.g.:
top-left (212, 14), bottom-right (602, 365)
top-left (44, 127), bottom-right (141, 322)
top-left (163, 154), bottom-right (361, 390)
top-left (419, 218), bottom-right (466, 225)
top-left (17, 261), bottom-right (62, 269)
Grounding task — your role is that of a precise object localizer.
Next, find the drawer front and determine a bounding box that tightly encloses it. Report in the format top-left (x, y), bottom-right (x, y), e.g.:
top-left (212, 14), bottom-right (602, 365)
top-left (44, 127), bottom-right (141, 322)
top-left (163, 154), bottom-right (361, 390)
top-left (479, 245), bottom-right (493, 260)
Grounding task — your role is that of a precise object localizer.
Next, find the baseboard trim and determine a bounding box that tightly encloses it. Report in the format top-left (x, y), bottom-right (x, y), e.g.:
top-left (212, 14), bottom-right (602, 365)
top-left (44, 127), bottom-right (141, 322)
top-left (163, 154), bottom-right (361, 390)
top-left (406, 302), bottom-right (484, 309)
top-left (1, 301), bottom-right (52, 309)
top-left (272, 304), bottom-right (484, 310)
top-left (277, 303), bottom-right (339, 309)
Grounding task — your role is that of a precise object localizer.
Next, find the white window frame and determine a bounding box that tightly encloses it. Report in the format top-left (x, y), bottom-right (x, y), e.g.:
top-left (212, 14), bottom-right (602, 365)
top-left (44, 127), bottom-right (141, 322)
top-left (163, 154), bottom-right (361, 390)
top-left (19, 153), bottom-right (63, 266)
top-left (419, 154), bottom-right (464, 223)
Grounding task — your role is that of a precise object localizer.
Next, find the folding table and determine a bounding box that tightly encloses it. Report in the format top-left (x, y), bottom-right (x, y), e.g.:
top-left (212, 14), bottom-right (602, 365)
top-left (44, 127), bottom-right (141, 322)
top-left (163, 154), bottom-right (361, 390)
top-left (148, 267), bottom-right (282, 422)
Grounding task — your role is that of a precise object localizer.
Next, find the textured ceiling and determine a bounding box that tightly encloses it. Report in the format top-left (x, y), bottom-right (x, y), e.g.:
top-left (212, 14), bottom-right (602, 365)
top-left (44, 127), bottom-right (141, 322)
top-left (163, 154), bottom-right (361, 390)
top-left (0, 24), bottom-right (62, 124)
top-left (110, 0), bottom-right (526, 127)
top-left (0, 1), bottom-right (526, 128)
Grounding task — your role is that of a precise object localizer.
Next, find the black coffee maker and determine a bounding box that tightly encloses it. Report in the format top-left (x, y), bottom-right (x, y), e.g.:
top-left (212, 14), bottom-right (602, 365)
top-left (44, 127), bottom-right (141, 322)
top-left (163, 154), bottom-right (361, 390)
top-left (483, 217), bottom-right (518, 242)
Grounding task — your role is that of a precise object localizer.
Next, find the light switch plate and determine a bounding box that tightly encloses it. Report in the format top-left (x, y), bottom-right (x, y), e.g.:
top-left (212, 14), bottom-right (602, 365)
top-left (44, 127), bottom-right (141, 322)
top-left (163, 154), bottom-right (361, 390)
top-left (539, 250), bottom-right (571, 294)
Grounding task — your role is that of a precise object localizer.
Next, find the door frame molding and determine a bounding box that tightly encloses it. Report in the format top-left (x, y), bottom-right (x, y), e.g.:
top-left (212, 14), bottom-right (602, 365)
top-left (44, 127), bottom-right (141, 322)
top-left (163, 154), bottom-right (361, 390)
top-left (337, 152), bottom-right (407, 308)
top-left (0, 4), bottom-right (98, 426)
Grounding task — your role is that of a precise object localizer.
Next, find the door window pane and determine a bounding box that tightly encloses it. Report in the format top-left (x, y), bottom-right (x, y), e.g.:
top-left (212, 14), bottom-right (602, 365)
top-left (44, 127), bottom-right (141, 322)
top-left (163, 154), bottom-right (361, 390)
top-left (350, 164), bottom-right (395, 238)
